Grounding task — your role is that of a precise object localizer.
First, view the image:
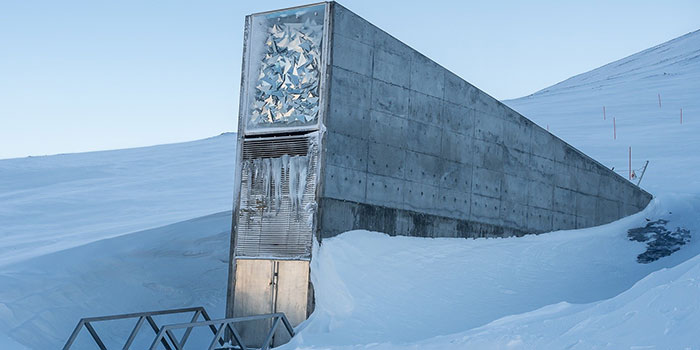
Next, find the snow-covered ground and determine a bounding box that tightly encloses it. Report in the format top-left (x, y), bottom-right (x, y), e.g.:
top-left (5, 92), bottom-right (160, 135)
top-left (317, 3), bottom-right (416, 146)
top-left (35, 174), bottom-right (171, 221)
top-left (0, 135), bottom-right (236, 349)
top-left (1, 30), bottom-right (699, 349)
top-left (288, 195), bottom-right (700, 349)
top-left (0, 213), bottom-right (230, 350)
top-left (0, 134), bottom-right (236, 267)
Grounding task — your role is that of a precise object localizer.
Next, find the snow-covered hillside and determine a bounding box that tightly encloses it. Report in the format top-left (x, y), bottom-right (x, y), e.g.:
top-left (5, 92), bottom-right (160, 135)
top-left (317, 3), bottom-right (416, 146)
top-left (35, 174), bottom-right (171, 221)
top-left (0, 134), bottom-right (237, 349)
top-left (0, 133), bottom-right (236, 267)
top-left (1, 30), bottom-right (700, 349)
top-left (506, 29), bottom-right (700, 195)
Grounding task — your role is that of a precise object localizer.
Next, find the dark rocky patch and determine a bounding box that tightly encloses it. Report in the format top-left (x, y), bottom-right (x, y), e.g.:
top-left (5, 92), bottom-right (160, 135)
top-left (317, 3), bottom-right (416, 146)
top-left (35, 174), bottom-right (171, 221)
top-left (628, 219), bottom-right (691, 263)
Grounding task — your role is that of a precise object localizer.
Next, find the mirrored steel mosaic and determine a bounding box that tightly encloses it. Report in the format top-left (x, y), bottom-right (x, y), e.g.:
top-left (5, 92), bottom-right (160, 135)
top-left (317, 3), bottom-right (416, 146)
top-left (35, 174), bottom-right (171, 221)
top-left (247, 6), bottom-right (324, 130)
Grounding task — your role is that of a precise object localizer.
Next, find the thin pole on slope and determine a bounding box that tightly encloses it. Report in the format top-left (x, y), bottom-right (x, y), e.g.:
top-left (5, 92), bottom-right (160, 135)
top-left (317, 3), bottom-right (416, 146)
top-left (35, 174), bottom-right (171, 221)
top-left (603, 106), bottom-right (606, 120)
top-left (658, 93), bottom-right (661, 108)
top-left (637, 161), bottom-right (649, 186)
top-left (681, 108), bottom-right (683, 124)
top-left (628, 147), bottom-right (632, 180)
top-left (613, 117), bottom-right (617, 140)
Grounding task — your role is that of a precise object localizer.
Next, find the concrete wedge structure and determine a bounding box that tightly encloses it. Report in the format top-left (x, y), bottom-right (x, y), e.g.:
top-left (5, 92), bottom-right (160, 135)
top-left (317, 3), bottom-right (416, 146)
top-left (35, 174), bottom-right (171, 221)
top-left (226, 2), bottom-right (652, 345)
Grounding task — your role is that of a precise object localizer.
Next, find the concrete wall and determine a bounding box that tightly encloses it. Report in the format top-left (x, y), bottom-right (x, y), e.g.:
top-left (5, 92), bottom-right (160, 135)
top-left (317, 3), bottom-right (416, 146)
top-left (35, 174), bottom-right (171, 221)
top-left (317, 2), bottom-right (652, 239)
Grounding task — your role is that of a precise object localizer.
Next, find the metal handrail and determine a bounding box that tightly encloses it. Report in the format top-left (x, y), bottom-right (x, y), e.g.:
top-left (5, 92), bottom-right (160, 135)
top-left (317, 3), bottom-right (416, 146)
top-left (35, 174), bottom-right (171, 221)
top-left (149, 312), bottom-right (295, 350)
top-left (64, 308), bottom-right (296, 350)
top-left (62, 306), bottom-right (214, 350)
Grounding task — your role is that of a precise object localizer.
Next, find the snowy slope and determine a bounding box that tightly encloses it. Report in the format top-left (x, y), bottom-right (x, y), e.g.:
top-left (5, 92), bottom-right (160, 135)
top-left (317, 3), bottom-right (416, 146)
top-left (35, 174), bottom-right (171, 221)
top-left (505, 29), bottom-right (700, 195)
top-left (0, 212), bottom-right (230, 350)
top-left (0, 134), bottom-right (238, 349)
top-left (1, 30), bottom-right (700, 350)
top-left (0, 133), bottom-right (236, 267)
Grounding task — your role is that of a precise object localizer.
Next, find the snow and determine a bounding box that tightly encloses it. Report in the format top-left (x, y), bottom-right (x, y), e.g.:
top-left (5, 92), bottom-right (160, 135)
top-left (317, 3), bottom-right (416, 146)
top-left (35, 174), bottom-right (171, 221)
top-left (0, 212), bottom-right (230, 349)
top-left (1, 29), bottom-right (700, 350)
top-left (0, 133), bottom-right (236, 267)
top-left (286, 195), bottom-right (700, 349)
top-left (505, 29), bottom-right (700, 195)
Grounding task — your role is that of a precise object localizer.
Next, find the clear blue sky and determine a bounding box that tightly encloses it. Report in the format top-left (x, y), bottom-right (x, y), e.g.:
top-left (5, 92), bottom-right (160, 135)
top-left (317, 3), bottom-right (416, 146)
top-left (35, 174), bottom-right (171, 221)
top-left (1, 0), bottom-right (698, 159)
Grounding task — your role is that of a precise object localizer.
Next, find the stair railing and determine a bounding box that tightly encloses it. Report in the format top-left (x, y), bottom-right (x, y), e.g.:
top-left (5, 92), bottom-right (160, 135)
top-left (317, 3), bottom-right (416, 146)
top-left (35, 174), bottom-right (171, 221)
top-left (149, 312), bottom-right (295, 350)
top-left (63, 307), bottom-right (295, 350)
top-left (62, 307), bottom-right (214, 350)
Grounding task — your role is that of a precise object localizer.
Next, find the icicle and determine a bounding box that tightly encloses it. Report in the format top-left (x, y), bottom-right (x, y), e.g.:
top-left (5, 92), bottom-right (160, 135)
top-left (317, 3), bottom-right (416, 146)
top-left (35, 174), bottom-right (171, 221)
top-left (304, 200), bottom-right (317, 229)
top-left (289, 155), bottom-right (299, 212)
top-left (271, 157), bottom-right (282, 212)
top-left (262, 158), bottom-right (271, 210)
top-left (244, 160), bottom-right (252, 198)
top-left (252, 158), bottom-right (262, 186)
top-left (281, 154), bottom-right (290, 210)
top-left (296, 155), bottom-right (308, 209)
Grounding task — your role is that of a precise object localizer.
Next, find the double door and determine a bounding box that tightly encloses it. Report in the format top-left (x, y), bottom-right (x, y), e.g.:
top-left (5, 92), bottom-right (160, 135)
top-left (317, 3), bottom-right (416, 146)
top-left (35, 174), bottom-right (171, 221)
top-left (232, 258), bottom-right (310, 347)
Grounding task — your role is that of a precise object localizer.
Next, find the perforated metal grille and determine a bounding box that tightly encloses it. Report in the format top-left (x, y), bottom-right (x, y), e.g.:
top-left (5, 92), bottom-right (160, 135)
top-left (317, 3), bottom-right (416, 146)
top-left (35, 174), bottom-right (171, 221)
top-left (242, 136), bottom-right (309, 160)
top-left (235, 133), bottom-right (319, 259)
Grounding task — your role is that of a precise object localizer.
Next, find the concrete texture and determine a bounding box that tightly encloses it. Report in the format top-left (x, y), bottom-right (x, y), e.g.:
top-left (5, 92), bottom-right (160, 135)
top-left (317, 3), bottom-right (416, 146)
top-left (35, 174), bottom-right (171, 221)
top-left (317, 2), bottom-right (652, 240)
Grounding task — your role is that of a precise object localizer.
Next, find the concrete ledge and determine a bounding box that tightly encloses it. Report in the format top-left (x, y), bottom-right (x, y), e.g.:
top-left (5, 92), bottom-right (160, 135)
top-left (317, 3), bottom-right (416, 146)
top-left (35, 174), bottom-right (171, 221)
top-left (318, 197), bottom-right (529, 240)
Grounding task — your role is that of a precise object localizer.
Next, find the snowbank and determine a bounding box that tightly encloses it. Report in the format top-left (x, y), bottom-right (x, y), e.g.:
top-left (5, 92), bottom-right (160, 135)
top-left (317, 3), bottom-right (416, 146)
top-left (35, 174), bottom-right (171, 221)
top-left (281, 194), bottom-right (700, 349)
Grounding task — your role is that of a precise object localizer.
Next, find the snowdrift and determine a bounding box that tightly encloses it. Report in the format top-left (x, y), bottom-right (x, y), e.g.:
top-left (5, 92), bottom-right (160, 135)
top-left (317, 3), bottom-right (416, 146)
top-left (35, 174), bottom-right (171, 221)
top-left (283, 195), bottom-right (700, 349)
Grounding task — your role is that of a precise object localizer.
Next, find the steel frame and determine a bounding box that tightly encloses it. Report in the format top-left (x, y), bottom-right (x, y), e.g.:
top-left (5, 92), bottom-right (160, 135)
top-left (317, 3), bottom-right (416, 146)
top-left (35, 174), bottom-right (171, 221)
top-left (149, 312), bottom-right (294, 350)
top-left (63, 307), bottom-right (213, 350)
top-left (63, 307), bottom-right (294, 350)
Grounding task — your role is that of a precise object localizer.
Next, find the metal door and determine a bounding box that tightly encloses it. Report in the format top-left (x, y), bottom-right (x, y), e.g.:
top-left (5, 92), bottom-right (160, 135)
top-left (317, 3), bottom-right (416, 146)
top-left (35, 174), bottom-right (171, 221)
top-left (232, 259), bottom-right (310, 346)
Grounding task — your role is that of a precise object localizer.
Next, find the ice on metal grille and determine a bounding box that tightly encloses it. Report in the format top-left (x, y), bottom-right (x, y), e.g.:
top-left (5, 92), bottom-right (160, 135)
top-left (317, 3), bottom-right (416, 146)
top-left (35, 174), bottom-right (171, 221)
top-left (248, 9), bottom-right (323, 129)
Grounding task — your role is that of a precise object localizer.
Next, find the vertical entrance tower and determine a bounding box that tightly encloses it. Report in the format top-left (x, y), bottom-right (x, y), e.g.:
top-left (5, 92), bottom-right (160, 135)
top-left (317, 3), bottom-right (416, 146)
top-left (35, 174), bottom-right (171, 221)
top-left (226, 3), bottom-right (328, 345)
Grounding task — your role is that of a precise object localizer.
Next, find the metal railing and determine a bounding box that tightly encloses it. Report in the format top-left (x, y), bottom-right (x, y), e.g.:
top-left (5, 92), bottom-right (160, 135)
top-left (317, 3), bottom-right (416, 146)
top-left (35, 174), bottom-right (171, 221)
top-left (63, 307), bottom-right (295, 350)
top-left (149, 313), bottom-right (295, 350)
top-left (63, 307), bottom-right (214, 350)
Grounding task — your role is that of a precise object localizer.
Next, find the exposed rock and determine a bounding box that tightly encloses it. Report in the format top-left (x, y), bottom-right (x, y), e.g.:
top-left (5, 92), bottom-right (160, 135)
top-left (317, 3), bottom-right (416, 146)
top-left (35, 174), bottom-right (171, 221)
top-left (628, 219), bottom-right (691, 263)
